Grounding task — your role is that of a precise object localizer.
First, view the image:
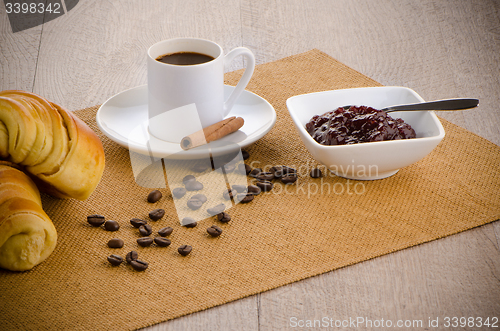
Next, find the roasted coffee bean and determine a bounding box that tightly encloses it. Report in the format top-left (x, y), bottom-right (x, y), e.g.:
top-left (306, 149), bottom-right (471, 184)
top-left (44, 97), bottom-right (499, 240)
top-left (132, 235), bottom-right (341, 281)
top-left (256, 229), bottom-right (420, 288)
top-left (232, 184), bottom-right (247, 193)
top-left (104, 220), bottom-right (120, 231)
top-left (310, 168), bottom-right (323, 178)
top-left (182, 174), bottom-right (196, 184)
top-left (191, 193), bottom-right (207, 203)
top-left (154, 237), bottom-right (171, 247)
top-left (147, 189), bottom-right (162, 203)
top-left (172, 187), bottom-right (187, 199)
top-left (256, 180), bottom-right (273, 192)
top-left (238, 163), bottom-right (252, 175)
top-left (207, 225), bottom-right (223, 237)
top-left (108, 238), bottom-right (124, 248)
top-left (137, 237), bottom-right (154, 247)
top-left (247, 185), bottom-right (261, 195)
top-left (130, 259), bottom-right (148, 271)
top-left (185, 180), bottom-right (203, 191)
top-left (149, 208), bottom-right (165, 221)
top-left (158, 226), bottom-right (173, 237)
top-left (217, 212), bottom-right (231, 223)
top-left (139, 224), bottom-right (153, 236)
top-left (187, 198), bottom-right (203, 210)
top-left (236, 193), bottom-right (254, 203)
top-left (256, 172), bottom-right (275, 181)
top-left (178, 245), bottom-right (192, 256)
top-left (207, 203), bottom-right (226, 216)
top-left (223, 189), bottom-right (237, 200)
top-left (185, 222), bottom-right (197, 228)
top-left (107, 254), bottom-right (123, 266)
top-left (241, 150), bottom-right (250, 160)
top-left (87, 214), bottom-right (105, 227)
top-left (126, 251), bottom-right (138, 264)
top-left (281, 174), bottom-right (298, 184)
top-left (182, 217), bottom-right (197, 227)
top-left (130, 218), bottom-right (147, 228)
top-left (249, 168), bottom-right (262, 177)
top-left (192, 164), bottom-right (208, 173)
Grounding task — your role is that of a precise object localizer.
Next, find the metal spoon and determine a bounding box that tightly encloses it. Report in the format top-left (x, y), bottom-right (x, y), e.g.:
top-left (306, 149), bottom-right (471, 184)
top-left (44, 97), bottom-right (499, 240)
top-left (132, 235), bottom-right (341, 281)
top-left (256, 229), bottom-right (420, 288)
top-left (343, 98), bottom-right (479, 113)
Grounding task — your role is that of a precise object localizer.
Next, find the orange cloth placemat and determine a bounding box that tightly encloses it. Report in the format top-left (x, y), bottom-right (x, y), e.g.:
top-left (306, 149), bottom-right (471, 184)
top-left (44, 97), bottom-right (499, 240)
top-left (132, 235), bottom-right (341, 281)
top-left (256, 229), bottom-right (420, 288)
top-left (1, 49), bottom-right (499, 331)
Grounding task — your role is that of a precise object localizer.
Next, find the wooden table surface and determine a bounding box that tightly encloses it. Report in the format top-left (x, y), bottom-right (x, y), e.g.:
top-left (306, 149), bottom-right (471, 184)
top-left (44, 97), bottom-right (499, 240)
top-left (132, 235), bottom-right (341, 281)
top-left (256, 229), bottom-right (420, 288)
top-left (1, 1), bottom-right (499, 330)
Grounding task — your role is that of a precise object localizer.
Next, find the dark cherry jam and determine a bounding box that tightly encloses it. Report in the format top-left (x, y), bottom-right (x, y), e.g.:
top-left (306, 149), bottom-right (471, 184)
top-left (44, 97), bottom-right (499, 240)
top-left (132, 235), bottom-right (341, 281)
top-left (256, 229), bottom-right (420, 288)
top-left (305, 106), bottom-right (416, 145)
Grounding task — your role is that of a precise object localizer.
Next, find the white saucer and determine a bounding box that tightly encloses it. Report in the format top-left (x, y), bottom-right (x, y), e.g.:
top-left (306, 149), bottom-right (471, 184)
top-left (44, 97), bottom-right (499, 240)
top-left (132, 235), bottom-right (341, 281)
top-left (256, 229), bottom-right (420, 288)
top-left (96, 85), bottom-right (276, 159)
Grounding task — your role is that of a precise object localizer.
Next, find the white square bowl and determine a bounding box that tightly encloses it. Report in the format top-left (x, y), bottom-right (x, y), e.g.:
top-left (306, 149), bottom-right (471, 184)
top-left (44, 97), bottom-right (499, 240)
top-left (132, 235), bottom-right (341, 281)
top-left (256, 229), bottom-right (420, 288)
top-left (286, 86), bottom-right (445, 180)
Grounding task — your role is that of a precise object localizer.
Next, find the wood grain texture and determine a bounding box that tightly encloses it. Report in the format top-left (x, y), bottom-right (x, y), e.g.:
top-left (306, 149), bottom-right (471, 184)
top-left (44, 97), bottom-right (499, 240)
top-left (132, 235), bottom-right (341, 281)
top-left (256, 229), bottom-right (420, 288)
top-left (1, 0), bottom-right (499, 330)
top-left (0, 7), bottom-right (41, 91)
top-left (31, 0), bottom-right (244, 111)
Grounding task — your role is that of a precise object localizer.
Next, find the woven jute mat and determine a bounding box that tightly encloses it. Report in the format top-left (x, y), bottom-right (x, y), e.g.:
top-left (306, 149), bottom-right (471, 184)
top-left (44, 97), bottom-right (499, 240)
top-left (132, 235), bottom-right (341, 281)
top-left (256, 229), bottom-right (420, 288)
top-left (1, 49), bottom-right (499, 330)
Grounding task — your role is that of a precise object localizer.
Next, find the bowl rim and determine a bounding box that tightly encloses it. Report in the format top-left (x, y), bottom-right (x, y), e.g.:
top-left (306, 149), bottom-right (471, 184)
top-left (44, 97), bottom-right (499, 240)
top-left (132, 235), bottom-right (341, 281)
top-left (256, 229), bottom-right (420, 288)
top-left (286, 86), bottom-right (446, 150)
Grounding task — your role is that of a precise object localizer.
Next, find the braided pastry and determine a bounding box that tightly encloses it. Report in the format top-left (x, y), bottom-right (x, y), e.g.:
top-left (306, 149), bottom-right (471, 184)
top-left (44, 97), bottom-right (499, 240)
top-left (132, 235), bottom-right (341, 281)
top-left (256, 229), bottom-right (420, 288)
top-left (0, 90), bottom-right (105, 200)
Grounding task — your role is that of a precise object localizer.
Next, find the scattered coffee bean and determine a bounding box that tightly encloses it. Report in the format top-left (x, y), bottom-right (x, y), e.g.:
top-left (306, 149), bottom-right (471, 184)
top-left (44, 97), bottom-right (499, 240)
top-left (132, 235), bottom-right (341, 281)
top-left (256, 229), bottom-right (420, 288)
top-left (130, 259), bottom-right (148, 271)
top-left (247, 185), bottom-right (261, 195)
top-left (191, 193), bottom-right (207, 203)
top-left (147, 189), bottom-right (162, 203)
top-left (107, 254), bottom-right (123, 266)
top-left (172, 187), bottom-right (187, 199)
top-left (236, 193), bottom-right (254, 203)
top-left (281, 174), bottom-right (298, 184)
top-left (185, 222), bottom-right (197, 228)
top-left (310, 168), bottom-right (323, 178)
top-left (104, 220), bottom-right (120, 231)
top-left (108, 238), bottom-right (124, 248)
top-left (242, 150), bottom-right (250, 160)
top-left (217, 212), bottom-right (231, 223)
top-left (192, 164), bottom-right (208, 173)
top-left (187, 198), bottom-right (203, 210)
top-left (139, 224), bottom-right (153, 236)
top-left (223, 189), bottom-right (237, 200)
top-left (158, 226), bottom-right (173, 237)
top-left (238, 163), bottom-right (252, 175)
top-left (87, 214), bottom-right (105, 227)
top-left (249, 168), bottom-right (262, 177)
top-left (256, 172), bottom-right (275, 181)
top-left (178, 245), bottom-right (192, 256)
top-left (185, 180), bottom-right (204, 191)
top-left (207, 225), bottom-right (223, 237)
top-left (232, 184), bottom-right (247, 193)
top-left (126, 251), bottom-right (138, 264)
top-left (137, 237), bottom-right (154, 247)
top-left (149, 208), bottom-right (165, 221)
top-left (182, 174), bottom-right (196, 184)
top-left (256, 180), bottom-right (273, 192)
top-left (182, 217), bottom-right (197, 227)
top-left (207, 203), bottom-right (226, 216)
top-left (154, 237), bottom-right (171, 247)
top-left (130, 218), bottom-right (147, 228)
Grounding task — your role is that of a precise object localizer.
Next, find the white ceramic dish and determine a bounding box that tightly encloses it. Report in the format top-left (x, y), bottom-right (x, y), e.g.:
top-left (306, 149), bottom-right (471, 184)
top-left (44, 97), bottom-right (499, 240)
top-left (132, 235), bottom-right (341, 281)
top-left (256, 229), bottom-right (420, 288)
top-left (96, 85), bottom-right (276, 159)
top-left (286, 86), bottom-right (445, 180)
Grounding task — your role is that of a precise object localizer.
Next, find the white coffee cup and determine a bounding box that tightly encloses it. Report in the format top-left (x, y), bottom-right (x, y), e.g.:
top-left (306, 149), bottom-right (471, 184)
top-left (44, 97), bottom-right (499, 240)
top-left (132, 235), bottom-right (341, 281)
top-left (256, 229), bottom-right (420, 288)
top-left (147, 38), bottom-right (255, 143)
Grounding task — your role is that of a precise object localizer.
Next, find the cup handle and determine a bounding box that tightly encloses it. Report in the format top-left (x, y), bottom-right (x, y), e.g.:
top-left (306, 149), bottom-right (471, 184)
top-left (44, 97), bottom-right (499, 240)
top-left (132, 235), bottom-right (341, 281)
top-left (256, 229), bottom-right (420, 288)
top-left (223, 47), bottom-right (255, 116)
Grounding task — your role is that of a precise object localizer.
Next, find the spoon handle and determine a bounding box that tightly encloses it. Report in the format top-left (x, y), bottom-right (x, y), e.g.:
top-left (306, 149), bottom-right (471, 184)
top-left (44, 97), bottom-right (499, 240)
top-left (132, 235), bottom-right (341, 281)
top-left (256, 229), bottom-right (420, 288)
top-left (383, 98), bottom-right (479, 113)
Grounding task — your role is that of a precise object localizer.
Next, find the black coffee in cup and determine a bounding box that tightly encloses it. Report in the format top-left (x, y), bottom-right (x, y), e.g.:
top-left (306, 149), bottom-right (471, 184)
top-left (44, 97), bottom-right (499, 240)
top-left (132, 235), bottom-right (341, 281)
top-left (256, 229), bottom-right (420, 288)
top-left (156, 52), bottom-right (214, 65)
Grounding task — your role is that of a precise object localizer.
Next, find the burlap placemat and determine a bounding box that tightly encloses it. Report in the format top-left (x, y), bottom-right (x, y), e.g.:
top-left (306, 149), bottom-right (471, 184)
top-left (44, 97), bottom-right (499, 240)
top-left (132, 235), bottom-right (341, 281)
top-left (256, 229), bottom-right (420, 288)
top-left (1, 49), bottom-right (499, 331)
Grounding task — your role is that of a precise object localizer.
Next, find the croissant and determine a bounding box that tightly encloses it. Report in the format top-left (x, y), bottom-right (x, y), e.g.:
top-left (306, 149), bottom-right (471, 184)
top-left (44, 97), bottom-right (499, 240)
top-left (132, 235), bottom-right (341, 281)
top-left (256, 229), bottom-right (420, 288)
top-left (0, 90), bottom-right (105, 200)
top-left (0, 90), bottom-right (105, 271)
top-left (0, 163), bottom-right (57, 271)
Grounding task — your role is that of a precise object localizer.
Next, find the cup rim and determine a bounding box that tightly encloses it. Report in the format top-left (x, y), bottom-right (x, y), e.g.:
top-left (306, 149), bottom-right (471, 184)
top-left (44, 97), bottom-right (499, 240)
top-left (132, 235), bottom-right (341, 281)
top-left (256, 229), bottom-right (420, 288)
top-left (147, 37), bottom-right (222, 67)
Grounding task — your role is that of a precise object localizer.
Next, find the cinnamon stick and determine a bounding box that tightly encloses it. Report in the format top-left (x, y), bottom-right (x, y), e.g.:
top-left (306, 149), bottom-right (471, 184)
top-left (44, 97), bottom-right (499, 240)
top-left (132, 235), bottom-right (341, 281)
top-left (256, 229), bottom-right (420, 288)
top-left (180, 116), bottom-right (244, 150)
